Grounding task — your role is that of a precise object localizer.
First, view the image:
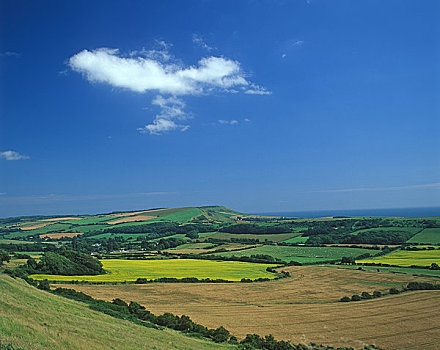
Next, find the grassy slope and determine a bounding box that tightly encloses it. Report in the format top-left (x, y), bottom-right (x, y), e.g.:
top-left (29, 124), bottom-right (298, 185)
top-left (0, 274), bottom-right (233, 350)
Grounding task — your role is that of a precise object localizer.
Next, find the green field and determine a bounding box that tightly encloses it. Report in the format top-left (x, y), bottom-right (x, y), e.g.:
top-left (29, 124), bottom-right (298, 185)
top-left (88, 232), bottom-right (147, 239)
top-left (357, 249), bottom-right (440, 267)
top-left (0, 275), bottom-right (232, 350)
top-left (149, 234), bottom-right (189, 241)
top-left (6, 223), bottom-right (75, 238)
top-left (350, 227), bottom-right (421, 236)
top-left (407, 228), bottom-right (440, 244)
top-left (167, 242), bottom-right (215, 250)
top-left (29, 258), bottom-right (279, 282)
top-left (282, 235), bottom-right (308, 244)
top-left (158, 208), bottom-right (203, 222)
top-left (205, 232), bottom-right (297, 242)
top-left (66, 216), bottom-right (114, 225)
top-left (213, 245), bottom-right (379, 263)
top-left (0, 238), bottom-right (34, 244)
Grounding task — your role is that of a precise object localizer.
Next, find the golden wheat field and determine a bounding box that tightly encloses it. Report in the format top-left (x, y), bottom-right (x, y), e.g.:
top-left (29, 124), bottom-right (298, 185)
top-left (57, 265), bottom-right (440, 349)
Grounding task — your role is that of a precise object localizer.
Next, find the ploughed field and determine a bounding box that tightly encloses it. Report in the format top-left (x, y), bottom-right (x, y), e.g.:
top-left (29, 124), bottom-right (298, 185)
top-left (57, 265), bottom-right (440, 349)
top-left (30, 258), bottom-right (280, 282)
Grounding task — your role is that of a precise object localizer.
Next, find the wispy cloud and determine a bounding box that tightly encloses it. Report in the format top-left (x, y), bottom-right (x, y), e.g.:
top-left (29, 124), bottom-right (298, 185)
top-left (0, 51), bottom-right (20, 57)
top-left (192, 34), bottom-right (215, 51)
top-left (138, 95), bottom-right (190, 134)
top-left (281, 39), bottom-right (304, 58)
top-left (218, 119), bottom-right (239, 125)
top-left (68, 42), bottom-right (270, 134)
top-left (0, 150), bottom-right (29, 161)
top-left (245, 84), bottom-right (272, 95)
top-left (311, 182), bottom-right (440, 193)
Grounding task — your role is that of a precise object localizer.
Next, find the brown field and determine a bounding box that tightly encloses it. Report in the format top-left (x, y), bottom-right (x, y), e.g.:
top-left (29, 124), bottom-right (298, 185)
top-left (106, 215), bottom-right (156, 225)
top-left (40, 232), bottom-right (83, 239)
top-left (58, 265), bottom-right (440, 349)
top-left (20, 222), bottom-right (50, 230)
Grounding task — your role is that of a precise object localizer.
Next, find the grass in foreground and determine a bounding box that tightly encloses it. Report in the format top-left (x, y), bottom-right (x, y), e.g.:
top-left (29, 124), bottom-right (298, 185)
top-left (0, 274), bottom-right (232, 350)
top-left (29, 259), bottom-right (279, 282)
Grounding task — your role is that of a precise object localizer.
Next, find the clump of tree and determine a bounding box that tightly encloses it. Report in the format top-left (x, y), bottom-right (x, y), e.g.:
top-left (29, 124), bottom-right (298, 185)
top-left (406, 282), bottom-right (440, 290)
top-left (340, 290), bottom-right (385, 302)
top-left (101, 222), bottom-right (216, 236)
top-left (26, 250), bottom-right (104, 276)
top-left (0, 249), bottom-right (11, 264)
top-left (219, 223), bottom-right (291, 234)
top-left (429, 263), bottom-right (440, 270)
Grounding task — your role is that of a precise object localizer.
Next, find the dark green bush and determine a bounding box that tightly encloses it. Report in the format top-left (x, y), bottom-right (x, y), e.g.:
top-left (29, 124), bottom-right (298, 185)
top-left (351, 294), bottom-right (362, 301)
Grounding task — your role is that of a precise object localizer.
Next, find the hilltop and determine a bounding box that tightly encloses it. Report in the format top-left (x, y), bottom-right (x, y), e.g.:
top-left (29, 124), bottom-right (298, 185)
top-left (0, 206), bottom-right (243, 240)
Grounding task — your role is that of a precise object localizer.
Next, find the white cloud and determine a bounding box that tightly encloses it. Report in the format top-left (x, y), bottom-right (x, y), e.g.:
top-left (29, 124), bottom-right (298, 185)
top-left (311, 182), bottom-right (440, 193)
top-left (0, 150), bottom-right (29, 160)
top-left (130, 40), bottom-right (172, 62)
top-left (245, 84), bottom-right (272, 95)
top-left (69, 44), bottom-right (270, 135)
top-left (244, 118), bottom-right (251, 122)
top-left (69, 48), bottom-right (250, 95)
top-left (218, 119), bottom-right (239, 125)
top-left (192, 34), bottom-right (215, 51)
top-left (137, 95), bottom-right (190, 134)
top-left (282, 54), bottom-right (287, 59)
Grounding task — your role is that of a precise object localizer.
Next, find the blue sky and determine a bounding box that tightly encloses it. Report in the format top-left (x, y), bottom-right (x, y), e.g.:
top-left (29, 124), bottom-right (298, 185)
top-left (0, 0), bottom-right (439, 217)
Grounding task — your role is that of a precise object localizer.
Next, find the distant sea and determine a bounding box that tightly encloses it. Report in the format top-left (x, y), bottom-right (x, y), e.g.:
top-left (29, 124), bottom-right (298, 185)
top-left (256, 207), bottom-right (440, 219)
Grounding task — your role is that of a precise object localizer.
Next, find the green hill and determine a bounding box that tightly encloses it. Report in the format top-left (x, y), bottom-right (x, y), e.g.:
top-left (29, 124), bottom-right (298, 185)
top-left (0, 205), bottom-right (242, 239)
top-left (0, 274), bottom-right (233, 350)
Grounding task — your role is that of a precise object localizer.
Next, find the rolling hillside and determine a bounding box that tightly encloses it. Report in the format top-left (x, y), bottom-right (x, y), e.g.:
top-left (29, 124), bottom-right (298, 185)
top-left (0, 274), bottom-right (233, 350)
top-left (0, 206), bottom-right (242, 240)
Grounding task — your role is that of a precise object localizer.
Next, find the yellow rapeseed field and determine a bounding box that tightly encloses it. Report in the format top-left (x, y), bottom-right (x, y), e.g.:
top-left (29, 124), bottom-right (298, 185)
top-left (29, 258), bottom-right (279, 282)
top-left (357, 249), bottom-right (440, 267)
